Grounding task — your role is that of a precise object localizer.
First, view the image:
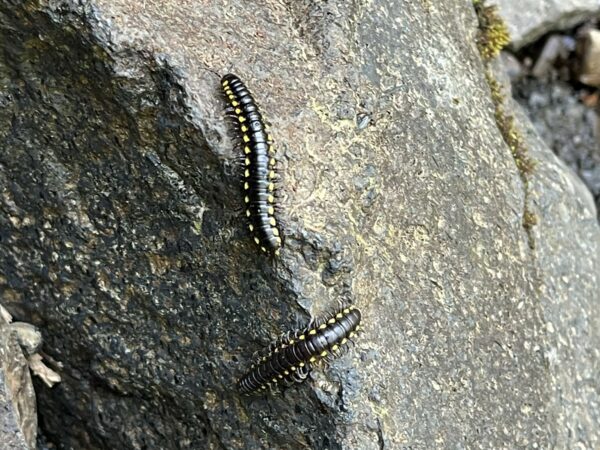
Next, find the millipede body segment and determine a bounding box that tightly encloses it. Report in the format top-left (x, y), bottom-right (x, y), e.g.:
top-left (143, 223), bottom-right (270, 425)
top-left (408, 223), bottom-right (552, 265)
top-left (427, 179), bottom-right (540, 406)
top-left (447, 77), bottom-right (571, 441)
top-left (221, 73), bottom-right (282, 255)
top-left (238, 306), bottom-right (362, 395)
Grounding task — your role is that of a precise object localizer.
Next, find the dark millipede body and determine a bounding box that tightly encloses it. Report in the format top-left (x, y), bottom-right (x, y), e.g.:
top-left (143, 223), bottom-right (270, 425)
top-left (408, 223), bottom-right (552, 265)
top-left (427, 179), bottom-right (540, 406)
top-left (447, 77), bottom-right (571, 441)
top-left (238, 306), bottom-right (362, 396)
top-left (221, 73), bottom-right (283, 256)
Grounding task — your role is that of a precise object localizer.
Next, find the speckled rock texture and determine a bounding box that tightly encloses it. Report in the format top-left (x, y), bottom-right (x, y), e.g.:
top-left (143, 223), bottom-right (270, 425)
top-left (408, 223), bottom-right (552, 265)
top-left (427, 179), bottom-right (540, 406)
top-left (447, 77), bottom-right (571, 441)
top-left (0, 0), bottom-right (599, 449)
top-left (490, 0), bottom-right (600, 49)
top-left (0, 321), bottom-right (37, 449)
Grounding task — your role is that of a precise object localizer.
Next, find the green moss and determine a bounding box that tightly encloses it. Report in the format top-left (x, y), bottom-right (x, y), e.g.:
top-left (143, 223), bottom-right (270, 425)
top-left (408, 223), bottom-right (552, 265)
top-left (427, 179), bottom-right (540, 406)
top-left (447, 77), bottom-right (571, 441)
top-left (474, 0), bottom-right (511, 61)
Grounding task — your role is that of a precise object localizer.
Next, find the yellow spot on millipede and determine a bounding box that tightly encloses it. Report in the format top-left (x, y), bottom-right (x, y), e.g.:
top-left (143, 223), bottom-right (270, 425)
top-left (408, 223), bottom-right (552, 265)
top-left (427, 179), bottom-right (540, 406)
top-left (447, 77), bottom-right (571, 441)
top-left (222, 80), bottom-right (229, 86)
top-left (261, 247), bottom-right (267, 252)
top-left (299, 362), bottom-right (305, 367)
top-left (320, 351), bottom-right (328, 357)
top-left (336, 313), bottom-right (343, 319)
top-left (239, 116), bottom-right (246, 123)
top-left (341, 338), bottom-right (348, 345)
top-left (268, 146), bottom-right (275, 154)
top-left (244, 196), bottom-right (250, 203)
top-left (244, 146), bottom-right (251, 154)
top-left (246, 210), bottom-right (251, 217)
top-left (319, 323), bottom-right (327, 330)
top-left (309, 356), bottom-right (317, 363)
top-left (249, 224), bottom-right (254, 232)
top-left (269, 217), bottom-right (276, 226)
top-left (328, 318), bottom-right (336, 324)
top-left (299, 335), bottom-right (305, 340)
top-left (268, 206), bottom-right (274, 215)
top-left (289, 340), bottom-right (295, 345)
top-left (243, 134), bottom-right (250, 142)
top-left (241, 125), bottom-right (248, 132)
top-left (244, 182), bottom-right (249, 190)
top-left (231, 100), bottom-right (239, 106)
top-left (309, 329), bottom-right (317, 335)
top-left (268, 183), bottom-right (274, 192)
top-left (235, 108), bottom-right (242, 114)
top-left (349, 332), bottom-right (355, 338)
top-left (290, 366), bottom-right (296, 371)
top-left (254, 237), bottom-right (260, 245)
top-left (269, 171), bottom-right (276, 179)
top-left (269, 158), bottom-right (276, 166)
top-left (343, 308), bottom-right (350, 314)
top-left (284, 370), bottom-right (289, 376)
top-left (272, 378), bottom-right (277, 383)
top-left (244, 169), bottom-right (250, 177)
top-left (268, 195), bottom-right (274, 203)
top-left (228, 95), bottom-right (235, 100)
top-left (276, 237), bottom-right (282, 245)
top-left (245, 157), bottom-right (251, 166)
top-left (332, 344), bottom-right (339, 351)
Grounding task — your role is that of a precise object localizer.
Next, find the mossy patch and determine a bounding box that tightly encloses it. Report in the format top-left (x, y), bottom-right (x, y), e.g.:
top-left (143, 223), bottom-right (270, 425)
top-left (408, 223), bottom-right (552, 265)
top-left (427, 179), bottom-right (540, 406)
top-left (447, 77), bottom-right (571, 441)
top-left (474, 0), bottom-right (511, 61)
top-left (474, 0), bottom-right (538, 244)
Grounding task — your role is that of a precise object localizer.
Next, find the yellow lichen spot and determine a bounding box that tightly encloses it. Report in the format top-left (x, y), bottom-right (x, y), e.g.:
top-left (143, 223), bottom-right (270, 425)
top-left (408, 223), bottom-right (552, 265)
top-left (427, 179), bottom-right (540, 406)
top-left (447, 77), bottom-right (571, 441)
top-left (309, 329), bottom-right (317, 335)
top-left (254, 237), bottom-right (260, 245)
top-left (246, 209), bottom-right (251, 217)
top-left (332, 344), bottom-right (339, 352)
top-left (244, 146), bottom-right (251, 154)
top-left (319, 323), bottom-right (327, 330)
top-left (268, 206), bottom-right (275, 215)
top-left (269, 217), bottom-right (276, 226)
top-left (243, 134), bottom-right (250, 142)
top-left (299, 335), bottom-right (305, 340)
top-left (328, 318), bottom-right (336, 324)
top-left (268, 195), bottom-right (275, 203)
top-left (320, 351), bottom-right (328, 357)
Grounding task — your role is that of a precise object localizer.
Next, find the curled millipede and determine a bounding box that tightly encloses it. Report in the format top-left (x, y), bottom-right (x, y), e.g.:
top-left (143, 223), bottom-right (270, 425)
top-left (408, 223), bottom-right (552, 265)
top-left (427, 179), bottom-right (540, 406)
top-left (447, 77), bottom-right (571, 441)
top-left (238, 305), bottom-right (362, 396)
top-left (221, 73), bottom-right (283, 256)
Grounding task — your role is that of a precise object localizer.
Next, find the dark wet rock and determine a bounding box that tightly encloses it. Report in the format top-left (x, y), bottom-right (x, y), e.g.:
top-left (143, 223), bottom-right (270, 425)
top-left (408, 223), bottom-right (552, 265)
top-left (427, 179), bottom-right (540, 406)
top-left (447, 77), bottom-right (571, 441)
top-left (491, 0), bottom-right (600, 49)
top-left (0, 1), bottom-right (598, 449)
top-left (0, 321), bottom-right (37, 449)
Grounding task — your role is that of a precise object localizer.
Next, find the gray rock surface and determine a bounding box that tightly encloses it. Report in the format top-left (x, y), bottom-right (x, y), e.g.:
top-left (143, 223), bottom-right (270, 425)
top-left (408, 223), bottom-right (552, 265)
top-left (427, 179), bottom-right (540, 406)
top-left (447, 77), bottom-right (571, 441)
top-left (491, 0), bottom-right (600, 49)
top-left (513, 78), bottom-right (600, 221)
top-left (0, 1), bottom-right (599, 449)
top-left (0, 321), bottom-right (37, 450)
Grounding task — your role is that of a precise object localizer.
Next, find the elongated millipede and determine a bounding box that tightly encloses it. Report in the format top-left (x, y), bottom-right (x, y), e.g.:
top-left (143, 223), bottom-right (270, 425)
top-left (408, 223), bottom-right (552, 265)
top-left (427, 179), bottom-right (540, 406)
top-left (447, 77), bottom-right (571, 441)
top-left (238, 305), bottom-right (362, 395)
top-left (221, 74), bottom-right (283, 256)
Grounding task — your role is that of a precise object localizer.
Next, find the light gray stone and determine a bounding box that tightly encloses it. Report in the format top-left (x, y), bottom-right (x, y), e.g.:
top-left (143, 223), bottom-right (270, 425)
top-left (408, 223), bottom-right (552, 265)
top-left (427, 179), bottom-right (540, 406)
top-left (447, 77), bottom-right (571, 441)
top-left (0, 322), bottom-right (37, 450)
top-left (491, 0), bottom-right (600, 49)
